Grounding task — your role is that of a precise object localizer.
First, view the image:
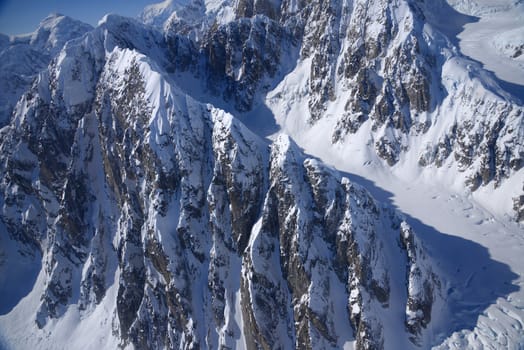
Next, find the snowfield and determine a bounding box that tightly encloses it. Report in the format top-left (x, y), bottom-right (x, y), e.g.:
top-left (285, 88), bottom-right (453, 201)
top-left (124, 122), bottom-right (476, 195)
top-left (450, 0), bottom-right (524, 88)
top-left (261, 0), bottom-right (524, 347)
top-left (0, 0), bottom-right (523, 349)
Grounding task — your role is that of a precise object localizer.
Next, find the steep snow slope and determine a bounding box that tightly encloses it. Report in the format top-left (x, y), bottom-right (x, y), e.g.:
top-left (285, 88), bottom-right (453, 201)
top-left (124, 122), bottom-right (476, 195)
top-left (141, 0), bottom-right (523, 221)
top-left (260, 0), bottom-right (523, 220)
top-left (0, 14), bottom-right (92, 127)
top-left (141, 0), bottom-right (236, 39)
top-left (289, 138), bottom-right (524, 349)
top-left (146, 0), bottom-right (524, 347)
top-left (0, 0), bottom-right (523, 349)
top-left (0, 15), bottom-right (443, 350)
top-left (254, 1), bottom-right (524, 346)
top-left (448, 0), bottom-right (524, 87)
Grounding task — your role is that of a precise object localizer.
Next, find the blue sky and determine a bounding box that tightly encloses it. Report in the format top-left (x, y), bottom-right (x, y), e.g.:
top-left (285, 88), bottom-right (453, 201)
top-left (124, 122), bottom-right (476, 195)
top-left (0, 0), bottom-right (160, 35)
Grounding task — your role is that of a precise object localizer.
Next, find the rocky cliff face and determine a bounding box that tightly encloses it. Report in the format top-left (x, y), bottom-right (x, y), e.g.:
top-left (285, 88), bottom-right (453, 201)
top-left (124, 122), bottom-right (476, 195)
top-left (0, 15), bottom-right (442, 349)
top-left (0, 0), bottom-right (522, 349)
top-left (148, 0), bottom-right (523, 220)
top-left (0, 14), bottom-right (92, 128)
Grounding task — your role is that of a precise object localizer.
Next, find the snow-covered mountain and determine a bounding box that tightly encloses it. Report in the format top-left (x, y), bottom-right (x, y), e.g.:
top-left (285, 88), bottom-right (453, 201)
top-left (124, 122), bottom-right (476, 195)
top-left (137, 0), bottom-right (523, 220)
top-left (0, 14), bottom-right (93, 128)
top-left (0, 0), bottom-right (523, 349)
top-left (156, 1), bottom-right (524, 218)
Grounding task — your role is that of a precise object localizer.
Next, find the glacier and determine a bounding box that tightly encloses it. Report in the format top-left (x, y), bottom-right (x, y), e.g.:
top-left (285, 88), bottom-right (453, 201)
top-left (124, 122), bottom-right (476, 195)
top-left (0, 0), bottom-right (523, 349)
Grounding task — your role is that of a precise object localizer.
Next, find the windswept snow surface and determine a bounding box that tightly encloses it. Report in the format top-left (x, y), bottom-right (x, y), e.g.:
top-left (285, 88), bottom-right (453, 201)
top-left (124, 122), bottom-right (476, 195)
top-left (262, 18), bottom-right (524, 346)
top-left (140, 0), bottom-right (192, 27)
top-left (269, 99), bottom-right (524, 348)
top-left (0, 268), bottom-right (124, 350)
top-left (0, 0), bottom-right (523, 349)
top-left (448, 0), bottom-right (524, 87)
top-left (140, 0), bottom-right (235, 37)
top-left (266, 91), bottom-right (524, 350)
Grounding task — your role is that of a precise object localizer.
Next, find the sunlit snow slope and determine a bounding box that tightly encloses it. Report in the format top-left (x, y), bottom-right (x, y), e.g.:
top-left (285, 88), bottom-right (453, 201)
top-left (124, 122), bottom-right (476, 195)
top-left (0, 0), bottom-right (523, 349)
top-left (448, 0), bottom-right (524, 87)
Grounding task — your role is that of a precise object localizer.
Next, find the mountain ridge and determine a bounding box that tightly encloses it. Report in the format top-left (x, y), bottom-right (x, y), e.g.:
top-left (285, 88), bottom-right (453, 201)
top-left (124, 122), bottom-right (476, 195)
top-left (0, 35), bottom-right (442, 347)
top-left (0, 0), bottom-right (523, 349)
top-left (135, 0), bottom-right (524, 220)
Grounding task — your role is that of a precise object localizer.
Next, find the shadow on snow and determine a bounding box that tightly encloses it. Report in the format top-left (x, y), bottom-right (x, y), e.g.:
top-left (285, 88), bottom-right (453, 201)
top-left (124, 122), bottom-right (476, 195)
top-left (343, 171), bottom-right (520, 346)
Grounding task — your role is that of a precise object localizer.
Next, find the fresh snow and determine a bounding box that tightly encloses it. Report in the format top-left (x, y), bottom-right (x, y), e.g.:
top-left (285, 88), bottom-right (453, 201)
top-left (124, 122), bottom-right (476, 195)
top-left (266, 97), bottom-right (524, 349)
top-left (140, 0), bottom-right (192, 28)
top-left (258, 5), bottom-right (524, 344)
top-left (270, 113), bottom-right (524, 348)
top-left (1, 0), bottom-right (523, 349)
top-left (0, 267), bottom-right (124, 350)
top-left (448, 0), bottom-right (524, 88)
top-left (0, 220), bottom-right (41, 317)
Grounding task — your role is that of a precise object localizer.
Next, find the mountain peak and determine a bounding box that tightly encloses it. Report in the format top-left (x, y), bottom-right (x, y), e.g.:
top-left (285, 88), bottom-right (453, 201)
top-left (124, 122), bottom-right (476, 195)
top-left (29, 13), bottom-right (92, 54)
top-left (0, 0), bottom-right (523, 349)
top-left (0, 13), bottom-right (92, 127)
top-left (140, 0), bottom-right (192, 27)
